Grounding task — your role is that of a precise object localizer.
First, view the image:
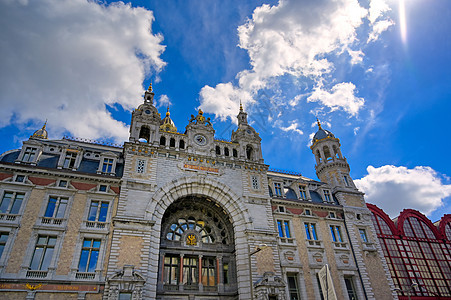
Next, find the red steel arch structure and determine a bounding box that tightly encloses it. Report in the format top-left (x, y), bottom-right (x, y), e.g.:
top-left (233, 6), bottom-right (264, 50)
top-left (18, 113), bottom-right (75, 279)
top-left (368, 204), bottom-right (451, 300)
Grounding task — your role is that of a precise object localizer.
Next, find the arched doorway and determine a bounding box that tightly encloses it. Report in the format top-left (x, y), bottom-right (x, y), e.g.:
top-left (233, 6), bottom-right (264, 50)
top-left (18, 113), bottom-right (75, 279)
top-left (156, 196), bottom-right (238, 299)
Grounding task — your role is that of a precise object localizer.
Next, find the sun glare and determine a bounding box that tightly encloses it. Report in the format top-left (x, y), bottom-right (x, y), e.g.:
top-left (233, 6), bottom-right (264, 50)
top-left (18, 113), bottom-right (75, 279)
top-left (399, 0), bottom-right (407, 44)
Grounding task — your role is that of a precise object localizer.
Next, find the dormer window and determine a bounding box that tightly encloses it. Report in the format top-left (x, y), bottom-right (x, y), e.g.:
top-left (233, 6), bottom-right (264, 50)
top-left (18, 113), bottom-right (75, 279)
top-left (274, 183), bottom-right (282, 196)
top-left (299, 186), bottom-right (307, 199)
top-left (278, 206), bottom-right (285, 213)
top-left (22, 147), bottom-right (37, 162)
top-left (304, 209), bottom-right (311, 216)
top-left (15, 175), bottom-right (25, 183)
top-left (101, 158), bottom-right (114, 173)
top-left (323, 190), bottom-right (332, 202)
top-left (329, 212), bottom-right (336, 219)
top-left (63, 151), bottom-right (77, 169)
top-left (99, 185), bottom-right (108, 192)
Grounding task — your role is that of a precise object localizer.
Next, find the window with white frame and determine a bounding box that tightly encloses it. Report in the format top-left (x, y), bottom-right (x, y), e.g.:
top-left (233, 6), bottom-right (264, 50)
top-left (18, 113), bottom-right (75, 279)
top-left (299, 186), bottom-right (307, 199)
top-left (88, 201), bottom-right (109, 223)
top-left (44, 196), bottom-right (68, 219)
top-left (277, 220), bottom-right (291, 238)
top-left (304, 223), bottom-right (318, 240)
top-left (136, 159), bottom-right (146, 174)
top-left (30, 235), bottom-right (57, 270)
top-left (323, 190), bottom-right (332, 202)
top-left (78, 238), bottom-right (101, 273)
top-left (0, 191), bottom-right (25, 215)
top-left (251, 175), bottom-right (259, 190)
top-left (359, 228), bottom-right (368, 243)
top-left (274, 183), bottom-right (282, 196)
top-left (63, 151), bottom-right (77, 169)
top-left (330, 225), bottom-right (343, 242)
top-left (101, 158), bottom-right (114, 173)
top-left (0, 232), bottom-right (9, 259)
top-left (22, 147), bottom-right (38, 162)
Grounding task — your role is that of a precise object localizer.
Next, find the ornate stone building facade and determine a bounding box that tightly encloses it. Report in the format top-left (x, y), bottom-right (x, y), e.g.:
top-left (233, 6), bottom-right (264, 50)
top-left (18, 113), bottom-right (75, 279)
top-left (0, 86), bottom-right (397, 299)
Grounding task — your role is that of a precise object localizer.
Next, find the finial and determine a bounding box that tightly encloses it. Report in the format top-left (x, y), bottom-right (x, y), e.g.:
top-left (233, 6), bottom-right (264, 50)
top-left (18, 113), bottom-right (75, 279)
top-left (148, 81), bottom-right (153, 92)
top-left (42, 119), bottom-right (47, 129)
top-left (166, 106), bottom-right (170, 116)
top-left (316, 118), bottom-right (322, 130)
top-left (199, 109), bottom-right (203, 115)
top-left (240, 100), bottom-right (243, 112)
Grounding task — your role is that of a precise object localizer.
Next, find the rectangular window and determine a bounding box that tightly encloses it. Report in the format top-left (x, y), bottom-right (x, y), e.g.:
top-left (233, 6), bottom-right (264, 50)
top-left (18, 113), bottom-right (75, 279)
top-left (99, 185), bottom-right (108, 192)
top-left (305, 223), bottom-right (318, 240)
top-left (101, 158), bottom-right (114, 173)
top-left (137, 159), bottom-right (145, 174)
top-left (63, 152), bottom-right (77, 169)
top-left (44, 196), bottom-right (68, 219)
top-left (88, 201), bottom-right (109, 222)
top-left (323, 190), bottom-right (331, 202)
top-left (277, 220), bottom-right (291, 238)
top-left (287, 273), bottom-right (301, 300)
top-left (330, 225), bottom-right (343, 242)
top-left (22, 147), bottom-right (37, 162)
top-left (78, 238), bottom-right (101, 272)
top-left (201, 257), bottom-right (216, 286)
top-left (183, 256), bottom-right (198, 285)
top-left (118, 293), bottom-right (132, 300)
top-left (274, 183), bottom-right (282, 196)
top-left (359, 229), bottom-right (368, 243)
top-left (344, 276), bottom-right (358, 300)
top-left (304, 209), bottom-right (311, 216)
top-left (299, 186), bottom-right (307, 199)
top-left (163, 255), bottom-right (179, 285)
top-left (15, 175), bottom-right (25, 182)
top-left (58, 180), bottom-right (68, 188)
top-left (0, 232), bottom-right (9, 258)
top-left (0, 191), bottom-right (25, 214)
top-left (30, 235), bottom-right (56, 270)
top-left (251, 176), bottom-right (259, 190)
top-left (223, 263), bottom-right (229, 284)
top-left (329, 212), bottom-right (336, 218)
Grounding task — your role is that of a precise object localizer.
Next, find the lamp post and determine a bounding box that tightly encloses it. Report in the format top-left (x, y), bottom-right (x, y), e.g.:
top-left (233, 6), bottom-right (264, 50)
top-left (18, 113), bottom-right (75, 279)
top-left (394, 282), bottom-right (418, 300)
top-left (248, 244), bottom-right (268, 300)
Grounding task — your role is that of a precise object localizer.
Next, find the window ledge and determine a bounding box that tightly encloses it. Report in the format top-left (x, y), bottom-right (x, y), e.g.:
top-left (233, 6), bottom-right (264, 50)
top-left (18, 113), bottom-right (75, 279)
top-left (0, 213), bottom-right (20, 223)
top-left (306, 240), bottom-right (322, 248)
top-left (39, 217), bottom-right (65, 226)
top-left (363, 242), bottom-right (377, 252)
top-left (279, 237), bottom-right (295, 244)
top-left (333, 242), bottom-right (348, 250)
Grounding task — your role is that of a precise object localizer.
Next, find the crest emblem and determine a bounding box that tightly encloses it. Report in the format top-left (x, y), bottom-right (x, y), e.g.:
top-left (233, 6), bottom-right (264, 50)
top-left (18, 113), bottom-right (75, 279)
top-left (186, 234), bottom-right (197, 246)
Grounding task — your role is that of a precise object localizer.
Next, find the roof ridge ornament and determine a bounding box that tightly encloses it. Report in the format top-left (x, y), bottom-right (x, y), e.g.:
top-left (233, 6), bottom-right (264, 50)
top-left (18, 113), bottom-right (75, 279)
top-left (316, 117), bottom-right (322, 130)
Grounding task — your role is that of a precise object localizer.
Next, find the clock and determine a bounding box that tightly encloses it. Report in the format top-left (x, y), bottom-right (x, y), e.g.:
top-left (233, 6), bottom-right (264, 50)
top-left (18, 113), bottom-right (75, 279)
top-left (145, 109), bottom-right (151, 115)
top-left (194, 134), bottom-right (207, 146)
top-left (246, 129), bottom-right (252, 134)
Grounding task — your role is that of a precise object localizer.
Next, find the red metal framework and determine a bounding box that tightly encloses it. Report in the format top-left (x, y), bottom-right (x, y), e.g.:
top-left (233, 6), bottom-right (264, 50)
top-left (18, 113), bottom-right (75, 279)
top-left (367, 204), bottom-right (451, 299)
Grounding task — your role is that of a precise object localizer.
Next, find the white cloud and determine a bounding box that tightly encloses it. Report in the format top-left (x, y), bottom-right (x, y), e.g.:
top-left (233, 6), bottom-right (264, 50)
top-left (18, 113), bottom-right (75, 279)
top-left (0, 0), bottom-right (166, 142)
top-left (367, 0), bottom-right (394, 43)
top-left (307, 82), bottom-right (364, 116)
top-left (355, 165), bottom-right (451, 217)
top-left (280, 121), bottom-right (303, 135)
top-left (348, 49), bottom-right (364, 65)
top-left (157, 95), bottom-right (172, 108)
top-left (199, 82), bottom-right (253, 123)
top-left (199, 0), bottom-right (380, 124)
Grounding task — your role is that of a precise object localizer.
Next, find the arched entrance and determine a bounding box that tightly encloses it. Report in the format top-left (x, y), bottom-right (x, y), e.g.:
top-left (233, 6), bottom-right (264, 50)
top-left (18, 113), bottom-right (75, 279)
top-left (156, 196), bottom-right (238, 299)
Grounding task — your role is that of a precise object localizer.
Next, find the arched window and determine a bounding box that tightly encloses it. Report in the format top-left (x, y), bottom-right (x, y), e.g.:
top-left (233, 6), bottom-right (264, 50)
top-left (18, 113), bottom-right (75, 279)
top-left (332, 145), bottom-right (340, 159)
top-left (224, 147), bottom-right (229, 157)
top-left (215, 146), bottom-right (220, 155)
top-left (158, 197), bottom-right (237, 297)
top-left (323, 146), bottom-right (332, 161)
top-left (179, 140), bottom-right (185, 149)
top-left (170, 138), bottom-right (176, 148)
top-left (246, 145), bottom-right (253, 160)
top-left (232, 149), bottom-right (238, 158)
top-left (316, 150), bottom-right (322, 163)
top-left (160, 136), bottom-right (166, 146)
top-left (139, 126), bottom-right (150, 143)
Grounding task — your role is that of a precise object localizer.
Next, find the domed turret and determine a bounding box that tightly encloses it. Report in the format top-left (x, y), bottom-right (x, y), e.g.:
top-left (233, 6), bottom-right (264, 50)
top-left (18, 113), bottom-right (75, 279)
top-left (160, 107), bottom-right (177, 132)
top-left (312, 119), bottom-right (335, 146)
top-left (31, 121), bottom-right (48, 139)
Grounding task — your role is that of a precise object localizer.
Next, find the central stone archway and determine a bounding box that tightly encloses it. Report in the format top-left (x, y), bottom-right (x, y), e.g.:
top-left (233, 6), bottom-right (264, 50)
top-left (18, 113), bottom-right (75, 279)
top-left (144, 176), bottom-right (253, 299)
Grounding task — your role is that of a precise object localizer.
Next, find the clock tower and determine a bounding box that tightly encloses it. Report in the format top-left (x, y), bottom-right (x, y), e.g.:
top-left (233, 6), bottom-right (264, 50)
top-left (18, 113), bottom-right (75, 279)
top-left (185, 109), bottom-right (215, 156)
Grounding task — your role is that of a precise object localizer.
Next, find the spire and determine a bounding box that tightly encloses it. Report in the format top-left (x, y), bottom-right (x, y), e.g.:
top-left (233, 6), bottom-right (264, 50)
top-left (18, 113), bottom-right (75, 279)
top-left (166, 106), bottom-right (170, 116)
top-left (240, 100), bottom-right (243, 112)
top-left (31, 120), bottom-right (48, 139)
top-left (237, 102), bottom-right (247, 126)
top-left (316, 118), bottom-right (322, 130)
top-left (144, 81), bottom-right (155, 104)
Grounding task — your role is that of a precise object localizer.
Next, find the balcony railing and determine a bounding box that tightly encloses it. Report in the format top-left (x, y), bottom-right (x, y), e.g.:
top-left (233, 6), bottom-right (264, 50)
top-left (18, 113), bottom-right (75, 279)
top-left (75, 272), bottom-right (96, 280)
top-left (26, 270), bottom-right (48, 279)
top-left (85, 221), bottom-right (107, 229)
top-left (0, 213), bottom-right (18, 222)
top-left (40, 217), bottom-right (64, 226)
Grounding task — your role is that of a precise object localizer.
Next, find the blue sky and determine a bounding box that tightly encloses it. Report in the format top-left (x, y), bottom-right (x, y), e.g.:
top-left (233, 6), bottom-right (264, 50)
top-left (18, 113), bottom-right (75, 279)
top-left (0, 0), bottom-right (450, 221)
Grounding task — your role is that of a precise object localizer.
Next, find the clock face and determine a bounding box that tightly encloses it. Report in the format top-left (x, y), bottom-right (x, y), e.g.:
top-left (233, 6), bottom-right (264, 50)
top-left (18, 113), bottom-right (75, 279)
top-left (246, 129), bottom-right (252, 134)
top-left (194, 134), bottom-right (207, 146)
top-left (145, 109), bottom-right (151, 114)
